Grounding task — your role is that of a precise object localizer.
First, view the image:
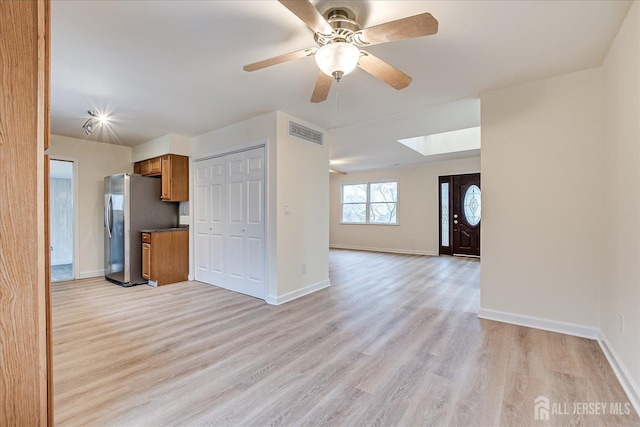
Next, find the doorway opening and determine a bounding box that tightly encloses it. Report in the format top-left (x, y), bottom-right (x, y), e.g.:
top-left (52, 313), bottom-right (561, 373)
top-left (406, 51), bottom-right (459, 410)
top-left (439, 173), bottom-right (481, 257)
top-left (50, 159), bottom-right (75, 282)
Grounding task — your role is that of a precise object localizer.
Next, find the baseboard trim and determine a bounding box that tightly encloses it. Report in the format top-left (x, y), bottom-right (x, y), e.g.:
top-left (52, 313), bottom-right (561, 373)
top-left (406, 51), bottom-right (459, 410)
top-left (265, 280), bottom-right (330, 305)
top-left (477, 308), bottom-right (599, 339)
top-left (77, 269), bottom-right (104, 279)
top-left (598, 334), bottom-right (640, 417)
top-left (329, 244), bottom-right (436, 257)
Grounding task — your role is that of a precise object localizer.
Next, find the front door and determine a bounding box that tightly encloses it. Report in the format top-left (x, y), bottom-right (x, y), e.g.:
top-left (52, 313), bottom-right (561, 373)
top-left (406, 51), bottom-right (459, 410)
top-left (439, 173), bottom-right (481, 256)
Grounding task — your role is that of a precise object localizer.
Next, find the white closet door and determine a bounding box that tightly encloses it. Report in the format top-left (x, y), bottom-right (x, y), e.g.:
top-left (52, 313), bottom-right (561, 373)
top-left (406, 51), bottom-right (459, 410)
top-left (225, 152), bottom-right (246, 293)
top-left (194, 147), bottom-right (265, 299)
top-left (243, 148), bottom-right (266, 298)
top-left (194, 157), bottom-right (225, 285)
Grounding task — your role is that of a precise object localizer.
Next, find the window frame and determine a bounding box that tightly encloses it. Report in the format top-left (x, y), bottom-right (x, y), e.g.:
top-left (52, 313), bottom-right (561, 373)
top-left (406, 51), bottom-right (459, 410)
top-left (340, 180), bottom-right (399, 225)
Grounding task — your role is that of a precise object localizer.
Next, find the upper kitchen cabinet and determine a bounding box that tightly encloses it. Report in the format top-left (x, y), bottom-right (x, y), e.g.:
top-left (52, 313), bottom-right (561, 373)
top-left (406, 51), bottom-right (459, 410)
top-left (138, 157), bottom-right (162, 176)
top-left (134, 154), bottom-right (189, 201)
top-left (161, 154), bottom-right (188, 201)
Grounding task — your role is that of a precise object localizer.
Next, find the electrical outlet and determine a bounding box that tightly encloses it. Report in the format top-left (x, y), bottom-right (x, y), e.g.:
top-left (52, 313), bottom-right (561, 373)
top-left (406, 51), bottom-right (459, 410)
top-left (179, 202), bottom-right (189, 216)
top-left (302, 263), bottom-right (307, 274)
top-left (619, 314), bottom-right (624, 335)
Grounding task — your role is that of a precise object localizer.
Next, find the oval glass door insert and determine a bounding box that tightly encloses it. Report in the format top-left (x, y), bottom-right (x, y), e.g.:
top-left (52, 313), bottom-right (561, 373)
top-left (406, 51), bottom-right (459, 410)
top-left (463, 185), bottom-right (481, 226)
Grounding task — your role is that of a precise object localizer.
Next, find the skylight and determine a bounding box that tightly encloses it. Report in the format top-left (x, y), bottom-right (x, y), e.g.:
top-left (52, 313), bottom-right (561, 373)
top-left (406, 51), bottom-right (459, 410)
top-left (398, 126), bottom-right (481, 157)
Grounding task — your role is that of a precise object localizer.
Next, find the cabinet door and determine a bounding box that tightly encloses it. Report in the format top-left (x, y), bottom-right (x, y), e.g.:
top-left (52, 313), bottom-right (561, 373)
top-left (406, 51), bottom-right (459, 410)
top-left (170, 155), bottom-right (189, 201)
top-left (140, 160), bottom-right (151, 176)
top-left (161, 155), bottom-right (171, 200)
top-left (142, 242), bottom-right (151, 279)
top-left (148, 157), bottom-right (162, 175)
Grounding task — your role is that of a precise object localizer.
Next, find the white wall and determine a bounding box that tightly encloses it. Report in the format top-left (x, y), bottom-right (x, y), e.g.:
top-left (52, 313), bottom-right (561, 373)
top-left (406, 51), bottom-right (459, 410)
top-left (48, 135), bottom-right (133, 277)
top-left (601, 0), bottom-right (640, 399)
top-left (275, 112), bottom-right (330, 299)
top-left (480, 67), bottom-right (602, 328)
top-left (330, 157), bottom-right (480, 255)
top-left (131, 133), bottom-right (190, 162)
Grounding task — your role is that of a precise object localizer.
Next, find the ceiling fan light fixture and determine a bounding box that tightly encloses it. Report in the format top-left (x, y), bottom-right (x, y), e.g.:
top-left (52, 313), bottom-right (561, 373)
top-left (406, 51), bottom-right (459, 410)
top-left (315, 42), bottom-right (360, 81)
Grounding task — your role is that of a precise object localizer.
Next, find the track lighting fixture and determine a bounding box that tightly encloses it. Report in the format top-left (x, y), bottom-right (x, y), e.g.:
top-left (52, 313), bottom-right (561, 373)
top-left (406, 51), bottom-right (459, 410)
top-left (82, 110), bottom-right (109, 135)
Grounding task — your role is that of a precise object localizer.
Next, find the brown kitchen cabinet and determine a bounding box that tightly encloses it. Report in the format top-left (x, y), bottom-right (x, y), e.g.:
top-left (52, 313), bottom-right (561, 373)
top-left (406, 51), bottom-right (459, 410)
top-left (141, 229), bottom-right (188, 286)
top-left (133, 154), bottom-right (189, 201)
top-left (137, 157), bottom-right (162, 176)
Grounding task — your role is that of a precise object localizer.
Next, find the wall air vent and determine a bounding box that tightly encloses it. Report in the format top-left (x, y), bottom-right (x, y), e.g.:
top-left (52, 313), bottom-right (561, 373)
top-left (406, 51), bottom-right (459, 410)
top-left (289, 121), bottom-right (323, 146)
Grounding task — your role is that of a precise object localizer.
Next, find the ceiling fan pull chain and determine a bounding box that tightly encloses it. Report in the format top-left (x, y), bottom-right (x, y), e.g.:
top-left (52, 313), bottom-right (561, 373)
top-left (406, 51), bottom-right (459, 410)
top-left (336, 81), bottom-right (340, 110)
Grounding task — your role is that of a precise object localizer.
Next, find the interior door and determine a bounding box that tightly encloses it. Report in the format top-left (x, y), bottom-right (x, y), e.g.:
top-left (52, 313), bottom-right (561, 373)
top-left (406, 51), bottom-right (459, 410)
top-left (452, 173), bottom-right (481, 256)
top-left (439, 173), bottom-right (481, 256)
top-left (194, 157), bottom-right (225, 285)
top-left (224, 148), bottom-right (266, 298)
top-left (225, 152), bottom-right (246, 293)
top-left (194, 147), bottom-right (266, 299)
top-left (243, 148), bottom-right (266, 298)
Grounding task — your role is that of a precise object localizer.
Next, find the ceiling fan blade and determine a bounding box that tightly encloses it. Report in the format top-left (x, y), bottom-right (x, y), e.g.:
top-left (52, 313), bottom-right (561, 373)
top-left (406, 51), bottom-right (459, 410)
top-left (279, 0), bottom-right (334, 36)
top-left (311, 72), bottom-right (333, 103)
top-left (243, 48), bottom-right (316, 72)
top-left (355, 13), bottom-right (438, 46)
top-left (357, 51), bottom-right (412, 90)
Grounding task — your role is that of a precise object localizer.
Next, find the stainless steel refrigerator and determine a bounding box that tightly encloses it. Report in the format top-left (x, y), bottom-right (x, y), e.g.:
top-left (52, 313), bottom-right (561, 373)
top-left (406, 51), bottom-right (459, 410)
top-left (104, 173), bottom-right (178, 286)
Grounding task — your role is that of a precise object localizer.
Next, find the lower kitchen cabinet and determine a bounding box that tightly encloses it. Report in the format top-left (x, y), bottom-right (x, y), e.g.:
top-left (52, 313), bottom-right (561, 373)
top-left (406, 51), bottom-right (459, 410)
top-left (141, 229), bottom-right (188, 286)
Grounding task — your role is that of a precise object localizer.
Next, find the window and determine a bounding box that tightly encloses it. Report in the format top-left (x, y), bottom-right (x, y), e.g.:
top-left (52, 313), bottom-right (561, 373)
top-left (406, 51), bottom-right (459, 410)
top-left (463, 184), bottom-right (481, 226)
top-left (440, 181), bottom-right (449, 247)
top-left (341, 181), bottom-right (398, 224)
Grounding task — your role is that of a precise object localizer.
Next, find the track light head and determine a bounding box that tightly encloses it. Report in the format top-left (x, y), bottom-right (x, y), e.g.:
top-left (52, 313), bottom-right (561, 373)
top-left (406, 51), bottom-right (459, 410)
top-left (82, 110), bottom-right (109, 136)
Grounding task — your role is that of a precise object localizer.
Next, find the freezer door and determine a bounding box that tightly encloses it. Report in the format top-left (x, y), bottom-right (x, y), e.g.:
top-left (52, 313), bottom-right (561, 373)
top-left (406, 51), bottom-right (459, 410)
top-left (105, 174), bottom-right (126, 284)
top-left (104, 178), bottom-right (112, 275)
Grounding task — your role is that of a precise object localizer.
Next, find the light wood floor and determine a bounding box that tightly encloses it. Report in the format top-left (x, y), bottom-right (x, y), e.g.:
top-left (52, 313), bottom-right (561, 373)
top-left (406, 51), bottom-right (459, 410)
top-left (53, 250), bottom-right (639, 426)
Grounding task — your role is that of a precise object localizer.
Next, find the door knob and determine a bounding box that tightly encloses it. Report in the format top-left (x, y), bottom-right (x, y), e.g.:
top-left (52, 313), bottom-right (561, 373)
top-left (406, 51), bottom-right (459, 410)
top-left (453, 214), bottom-right (458, 219)
top-left (454, 220), bottom-right (458, 224)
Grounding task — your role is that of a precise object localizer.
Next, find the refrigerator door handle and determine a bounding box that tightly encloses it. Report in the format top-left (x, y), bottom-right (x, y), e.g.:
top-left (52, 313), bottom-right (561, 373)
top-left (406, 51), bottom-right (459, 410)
top-left (106, 194), bottom-right (113, 239)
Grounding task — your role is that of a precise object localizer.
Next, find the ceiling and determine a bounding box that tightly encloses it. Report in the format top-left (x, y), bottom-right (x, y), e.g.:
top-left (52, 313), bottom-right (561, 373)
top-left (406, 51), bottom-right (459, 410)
top-left (51, 0), bottom-right (631, 171)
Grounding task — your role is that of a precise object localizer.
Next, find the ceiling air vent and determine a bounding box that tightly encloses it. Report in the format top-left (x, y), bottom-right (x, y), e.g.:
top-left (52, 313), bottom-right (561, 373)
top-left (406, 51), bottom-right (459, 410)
top-left (289, 121), bottom-right (323, 146)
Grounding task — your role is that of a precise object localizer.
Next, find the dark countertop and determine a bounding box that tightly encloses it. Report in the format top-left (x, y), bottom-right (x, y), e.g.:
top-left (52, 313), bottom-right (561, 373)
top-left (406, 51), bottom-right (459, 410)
top-left (140, 226), bottom-right (189, 233)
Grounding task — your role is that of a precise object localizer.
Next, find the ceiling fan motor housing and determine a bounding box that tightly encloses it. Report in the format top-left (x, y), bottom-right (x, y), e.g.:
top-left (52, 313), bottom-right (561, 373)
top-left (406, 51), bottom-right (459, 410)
top-left (314, 7), bottom-right (363, 46)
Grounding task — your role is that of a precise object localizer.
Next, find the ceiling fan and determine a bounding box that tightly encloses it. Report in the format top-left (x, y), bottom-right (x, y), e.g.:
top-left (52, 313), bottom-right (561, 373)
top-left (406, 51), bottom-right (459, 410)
top-left (243, 0), bottom-right (438, 103)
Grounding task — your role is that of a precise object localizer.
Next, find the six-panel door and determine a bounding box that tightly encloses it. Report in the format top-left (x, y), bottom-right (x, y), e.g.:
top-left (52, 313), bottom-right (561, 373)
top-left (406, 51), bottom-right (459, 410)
top-left (194, 147), bottom-right (266, 299)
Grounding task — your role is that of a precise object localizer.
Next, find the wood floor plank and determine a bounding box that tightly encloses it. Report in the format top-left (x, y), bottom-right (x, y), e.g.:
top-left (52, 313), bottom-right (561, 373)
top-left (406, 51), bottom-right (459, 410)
top-left (53, 250), bottom-right (639, 426)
